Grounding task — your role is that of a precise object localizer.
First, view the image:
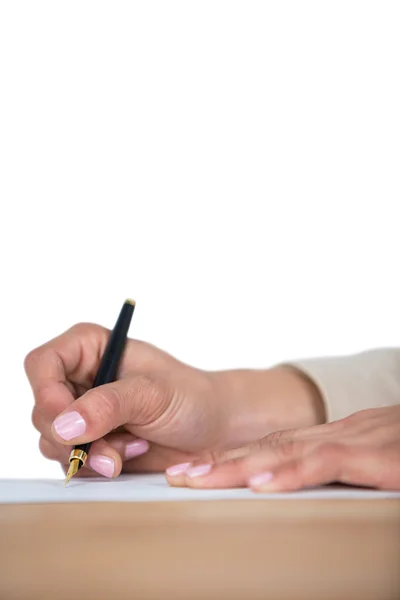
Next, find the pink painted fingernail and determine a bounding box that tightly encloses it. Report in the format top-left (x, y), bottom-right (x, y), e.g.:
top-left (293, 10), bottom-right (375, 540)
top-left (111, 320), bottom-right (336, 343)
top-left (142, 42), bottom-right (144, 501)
top-left (89, 455), bottom-right (115, 478)
top-left (166, 462), bottom-right (191, 477)
top-left (53, 411), bottom-right (86, 441)
top-left (249, 472), bottom-right (274, 488)
top-left (125, 439), bottom-right (150, 460)
top-left (186, 464), bottom-right (212, 478)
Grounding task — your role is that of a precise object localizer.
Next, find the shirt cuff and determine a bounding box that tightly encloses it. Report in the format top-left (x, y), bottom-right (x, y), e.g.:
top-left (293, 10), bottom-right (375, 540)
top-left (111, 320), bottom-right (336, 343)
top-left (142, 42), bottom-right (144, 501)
top-left (283, 349), bottom-right (400, 422)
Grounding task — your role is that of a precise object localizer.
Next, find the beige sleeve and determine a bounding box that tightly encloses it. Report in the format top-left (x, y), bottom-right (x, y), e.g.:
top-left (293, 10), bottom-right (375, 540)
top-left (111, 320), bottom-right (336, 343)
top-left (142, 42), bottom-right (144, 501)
top-left (285, 348), bottom-right (400, 422)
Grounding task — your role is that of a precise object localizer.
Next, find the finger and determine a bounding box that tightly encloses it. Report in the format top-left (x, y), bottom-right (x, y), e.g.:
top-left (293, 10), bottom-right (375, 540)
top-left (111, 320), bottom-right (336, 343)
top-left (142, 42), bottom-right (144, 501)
top-left (262, 421), bottom-right (347, 446)
top-left (165, 447), bottom-right (268, 489)
top-left (24, 323), bottom-right (110, 392)
top-left (248, 443), bottom-right (344, 492)
top-left (39, 432), bottom-right (149, 477)
top-left (168, 437), bottom-right (315, 489)
top-left (38, 436), bottom-right (123, 477)
top-left (51, 374), bottom-right (171, 445)
top-left (165, 445), bottom-right (255, 487)
top-left (25, 324), bottom-right (110, 426)
top-left (39, 436), bottom-right (63, 461)
top-left (25, 323), bottom-right (177, 396)
top-left (104, 432), bottom-right (150, 462)
top-left (168, 457), bottom-right (250, 489)
top-left (123, 444), bottom-right (195, 474)
top-left (31, 381), bottom-right (76, 433)
top-left (33, 405), bottom-right (144, 459)
top-left (32, 405), bottom-right (48, 434)
top-left (246, 443), bottom-right (400, 493)
top-left (85, 437), bottom-right (126, 478)
top-left (249, 445), bottom-right (400, 493)
top-left (33, 399), bottom-right (152, 463)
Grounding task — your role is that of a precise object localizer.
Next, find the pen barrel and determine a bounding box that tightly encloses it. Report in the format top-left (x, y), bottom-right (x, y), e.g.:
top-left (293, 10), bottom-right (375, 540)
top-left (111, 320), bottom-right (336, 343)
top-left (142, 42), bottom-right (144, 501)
top-left (71, 301), bottom-right (135, 467)
top-left (92, 301), bottom-right (135, 388)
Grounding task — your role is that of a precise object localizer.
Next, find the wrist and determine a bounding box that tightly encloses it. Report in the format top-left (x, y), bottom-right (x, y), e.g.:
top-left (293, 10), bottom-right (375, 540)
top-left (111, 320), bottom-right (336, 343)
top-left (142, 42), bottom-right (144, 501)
top-left (213, 366), bottom-right (325, 448)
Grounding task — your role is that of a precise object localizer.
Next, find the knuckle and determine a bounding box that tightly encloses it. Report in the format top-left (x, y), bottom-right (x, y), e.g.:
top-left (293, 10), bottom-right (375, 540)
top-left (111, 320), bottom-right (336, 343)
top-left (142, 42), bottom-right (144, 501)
top-left (31, 407), bottom-right (43, 432)
top-left (354, 408), bottom-right (378, 420)
top-left (199, 450), bottom-right (227, 465)
top-left (220, 445), bottom-right (254, 462)
top-left (24, 348), bottom-right (41, 374)
top-left (69, 322), bottom-right (93, 334)
top-left (25, 346), bottom-right (63, 389)
top-left (341, 412), bottom-right (359, 425)
top-left (197, 444), bottom-right (253, 466)
top-left (33, 382), bottom-right (59, 415)
top-left (343, 409), bottom-right (372, 425)
top-left (327, 417), bottom-right (348, 432)
top-left (69, 322), bottom-right (108, 337)
top-left (248, 438), bottom-right (265, 453)
top-left (263, 429), bottom-right (295, 448)
top-left (261, 430), bottom-right (302, 459)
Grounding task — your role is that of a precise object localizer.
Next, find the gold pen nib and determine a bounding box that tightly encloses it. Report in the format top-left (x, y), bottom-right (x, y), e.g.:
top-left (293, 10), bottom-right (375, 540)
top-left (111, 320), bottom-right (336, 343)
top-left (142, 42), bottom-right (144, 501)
top-left (65, 459), bottom-right (80, 487)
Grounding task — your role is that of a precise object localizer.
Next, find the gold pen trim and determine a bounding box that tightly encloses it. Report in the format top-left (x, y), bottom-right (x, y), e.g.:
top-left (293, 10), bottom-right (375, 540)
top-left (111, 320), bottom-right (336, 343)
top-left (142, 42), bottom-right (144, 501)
top-left (65, 449), bottom-right (88, 486)
top-left (69, 449), bottom-right (88, 465)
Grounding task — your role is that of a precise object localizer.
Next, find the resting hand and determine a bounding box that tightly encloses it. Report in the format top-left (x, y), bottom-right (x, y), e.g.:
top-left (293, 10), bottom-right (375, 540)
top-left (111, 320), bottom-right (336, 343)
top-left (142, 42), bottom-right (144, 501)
top-left (166, 406), bottom-right (400, 492)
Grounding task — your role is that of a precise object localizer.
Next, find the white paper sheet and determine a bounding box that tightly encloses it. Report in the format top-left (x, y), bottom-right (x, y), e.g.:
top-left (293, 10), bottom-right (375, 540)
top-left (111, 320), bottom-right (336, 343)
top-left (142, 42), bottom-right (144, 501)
top-left (1, 474), bottom-right (400, 503)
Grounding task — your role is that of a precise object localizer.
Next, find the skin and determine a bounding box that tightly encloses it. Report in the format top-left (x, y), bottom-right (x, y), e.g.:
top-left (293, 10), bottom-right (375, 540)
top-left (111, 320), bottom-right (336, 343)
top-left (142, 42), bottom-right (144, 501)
top-left (166, 407), bottom-right (400, 492)
top-left (27, 323), bottom-right (400, 492)
top-left (25, 322), bottom-right (324, 478)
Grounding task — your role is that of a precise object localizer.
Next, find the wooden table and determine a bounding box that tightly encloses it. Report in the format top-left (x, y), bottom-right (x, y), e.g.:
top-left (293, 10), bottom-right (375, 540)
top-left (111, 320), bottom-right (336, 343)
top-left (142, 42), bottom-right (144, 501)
top-left (1, 500), bottom-right (400, 600)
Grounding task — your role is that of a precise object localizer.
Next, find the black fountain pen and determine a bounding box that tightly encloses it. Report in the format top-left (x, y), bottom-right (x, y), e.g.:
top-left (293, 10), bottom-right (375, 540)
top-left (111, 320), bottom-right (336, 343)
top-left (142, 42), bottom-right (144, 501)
top-left (65, 299), bottom-right (135, 486)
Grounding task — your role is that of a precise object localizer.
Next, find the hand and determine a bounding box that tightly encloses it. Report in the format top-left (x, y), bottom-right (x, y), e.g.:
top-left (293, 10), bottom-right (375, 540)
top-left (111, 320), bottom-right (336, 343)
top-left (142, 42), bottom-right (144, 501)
top-left (25, 323), bottom-right (324, 478)
top-left (166, 406), bottom-right (400, 492)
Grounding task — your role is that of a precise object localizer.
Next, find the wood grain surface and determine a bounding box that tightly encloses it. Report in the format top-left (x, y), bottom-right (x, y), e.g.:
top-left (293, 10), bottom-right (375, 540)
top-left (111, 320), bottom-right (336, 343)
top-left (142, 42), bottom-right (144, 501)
top-left (1, 500), bottom-right (400, 600)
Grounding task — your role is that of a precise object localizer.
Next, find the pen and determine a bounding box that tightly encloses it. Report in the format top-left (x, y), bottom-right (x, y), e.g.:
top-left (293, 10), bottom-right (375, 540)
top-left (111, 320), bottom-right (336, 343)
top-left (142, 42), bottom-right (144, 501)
top-left (64, 299), bottom-right (136, 486)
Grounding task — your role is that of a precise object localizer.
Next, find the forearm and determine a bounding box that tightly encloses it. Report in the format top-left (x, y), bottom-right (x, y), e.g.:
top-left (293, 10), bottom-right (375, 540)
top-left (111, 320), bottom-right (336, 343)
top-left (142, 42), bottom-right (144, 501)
top-left (215, 347), bottom-right (400, 448)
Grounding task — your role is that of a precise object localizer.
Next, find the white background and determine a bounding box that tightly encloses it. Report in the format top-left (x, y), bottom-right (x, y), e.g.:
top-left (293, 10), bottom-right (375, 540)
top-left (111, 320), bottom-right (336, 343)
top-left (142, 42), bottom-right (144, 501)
top-left (0, 1), bottom-right (399, 479)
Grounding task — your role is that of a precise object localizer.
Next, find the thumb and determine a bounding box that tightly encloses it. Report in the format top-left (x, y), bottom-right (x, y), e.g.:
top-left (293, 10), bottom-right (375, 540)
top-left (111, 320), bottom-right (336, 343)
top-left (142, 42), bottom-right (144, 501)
top-left (51, 374), bottom-right (170, 444)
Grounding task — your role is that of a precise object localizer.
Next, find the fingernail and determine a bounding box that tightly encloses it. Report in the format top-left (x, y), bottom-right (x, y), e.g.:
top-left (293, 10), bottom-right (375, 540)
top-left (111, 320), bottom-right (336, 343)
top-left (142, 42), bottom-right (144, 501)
top-left (125, 439), bottom-right (150, 460)
top-left (166, 462), bottom-right (191, 477)
top-left (249, 471), bottom-right (274, 489)
top-left (186, 464), bottom-right (212, 478)
top-left (89, 455), bottom-right (115, 478)
top-left (53, 411), bottom-right (86, 441)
